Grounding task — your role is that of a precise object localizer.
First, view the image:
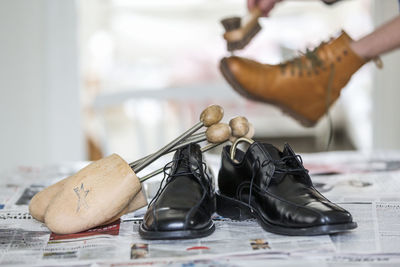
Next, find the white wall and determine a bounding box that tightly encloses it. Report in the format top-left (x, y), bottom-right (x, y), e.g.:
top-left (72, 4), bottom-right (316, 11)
top-left (372, 0), bottom-right (400, 150)
top-left (0, 0), bottom-right (85, 170)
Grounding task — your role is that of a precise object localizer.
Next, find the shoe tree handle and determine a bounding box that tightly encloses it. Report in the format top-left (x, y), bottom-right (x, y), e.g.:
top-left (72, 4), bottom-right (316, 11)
top-left (130, 123), bottom-right (230, 169)
top-left (131, 105), bottom-right (223, 173)
top-left (139, 120), bottom-right (254, 183)
top-left (230, 137), bottom-right (255, 162)
top-left (131, 116), bottom-right (250, 169)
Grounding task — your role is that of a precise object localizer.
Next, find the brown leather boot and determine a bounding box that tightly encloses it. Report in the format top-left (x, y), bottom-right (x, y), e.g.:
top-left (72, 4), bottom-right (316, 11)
top-left (220, 31), bottom-right (368, 127)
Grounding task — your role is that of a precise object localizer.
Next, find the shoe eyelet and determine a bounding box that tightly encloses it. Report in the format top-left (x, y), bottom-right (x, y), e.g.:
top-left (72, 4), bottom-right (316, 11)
top-left (307, 71), bottom-right (312, 76)
top-left (343, 50), bottom-right (348, 55)
top-left (336, 56), bottom-right (341, 62)
top-left (314, 70), bottom-right (319, 75)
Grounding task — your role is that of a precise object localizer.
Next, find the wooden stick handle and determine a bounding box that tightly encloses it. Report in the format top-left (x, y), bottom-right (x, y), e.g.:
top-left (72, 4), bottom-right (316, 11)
top-left (131, 121), bottom-right (203, 173)
top-left (130, 105), bottom-right (223, 172)
top-left (129, 131), bottom-right (208, 168)
top-left (223, 8), bottom-right (262, 42)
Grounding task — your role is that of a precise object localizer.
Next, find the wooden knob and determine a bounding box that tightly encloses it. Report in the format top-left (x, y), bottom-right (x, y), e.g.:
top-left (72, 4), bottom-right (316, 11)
top-left (230, 122), bottom-right (255, 143)
top-left (244, 123), bottom-right (255, 139)
top-left (200, 105), bottom-right (224, 127)
top-left (206, 123), bottom-right (231, 143)
top-left (229, 116), bottom-right (249, 137)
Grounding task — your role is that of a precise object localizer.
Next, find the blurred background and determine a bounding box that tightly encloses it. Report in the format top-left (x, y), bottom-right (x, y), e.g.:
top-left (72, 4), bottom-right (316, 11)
top-left (0, 0), bottom-right (399, 170)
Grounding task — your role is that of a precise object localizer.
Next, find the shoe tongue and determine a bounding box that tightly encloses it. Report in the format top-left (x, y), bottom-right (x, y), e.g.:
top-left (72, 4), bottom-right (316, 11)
top-left (282, 143), bottom-right (296, 157)
top-left (282, 143), bottom-right (304, 169)
top-left (260, 143), bottom-right (282, 160)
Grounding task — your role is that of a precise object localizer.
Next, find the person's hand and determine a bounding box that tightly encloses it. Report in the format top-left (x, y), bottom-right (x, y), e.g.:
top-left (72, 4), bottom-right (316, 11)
top-left (247, 0), bottom-right (282, 17)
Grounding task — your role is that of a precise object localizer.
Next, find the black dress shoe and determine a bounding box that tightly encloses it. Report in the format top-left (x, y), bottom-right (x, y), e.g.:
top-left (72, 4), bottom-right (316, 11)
top-left (139, 143), bottom-right (216, 239)
top-left (217, 140), bottom-right (357, 236)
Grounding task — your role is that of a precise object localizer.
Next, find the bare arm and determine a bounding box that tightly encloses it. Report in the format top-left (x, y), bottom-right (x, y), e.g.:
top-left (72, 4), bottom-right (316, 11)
top-left (350, 15), bottom-right (400, 60)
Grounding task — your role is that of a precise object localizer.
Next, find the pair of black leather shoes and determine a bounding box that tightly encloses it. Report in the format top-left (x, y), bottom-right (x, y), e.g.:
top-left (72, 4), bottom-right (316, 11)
top-left (140, 140), bottom-right (357, 239)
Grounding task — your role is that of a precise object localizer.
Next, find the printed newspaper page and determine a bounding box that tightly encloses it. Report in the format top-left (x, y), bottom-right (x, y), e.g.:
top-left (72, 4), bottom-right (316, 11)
top-left (1, 151), bottom-right (400, 266)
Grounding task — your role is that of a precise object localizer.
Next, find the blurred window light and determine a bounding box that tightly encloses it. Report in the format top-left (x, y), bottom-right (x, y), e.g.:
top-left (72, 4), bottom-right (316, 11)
top-left (80, 0), bottom-right (374, 161)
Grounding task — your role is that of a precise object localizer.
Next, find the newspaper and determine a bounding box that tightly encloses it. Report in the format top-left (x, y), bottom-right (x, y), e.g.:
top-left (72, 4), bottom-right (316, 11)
top-left (1, 151), bottom-right (400, 266)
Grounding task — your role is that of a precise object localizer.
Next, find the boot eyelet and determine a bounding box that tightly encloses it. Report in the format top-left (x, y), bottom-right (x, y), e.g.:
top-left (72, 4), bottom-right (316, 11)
top-left (337, 56), bottom-right (341, 62)
top-left (343, 50), bottom-right (348, 55)
top-left (307, 71), bottom-right (312, 76)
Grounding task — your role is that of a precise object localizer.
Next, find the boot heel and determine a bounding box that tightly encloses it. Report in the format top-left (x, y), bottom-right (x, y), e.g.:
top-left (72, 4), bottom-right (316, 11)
top-left (216, 192), bottom-right (253, 221)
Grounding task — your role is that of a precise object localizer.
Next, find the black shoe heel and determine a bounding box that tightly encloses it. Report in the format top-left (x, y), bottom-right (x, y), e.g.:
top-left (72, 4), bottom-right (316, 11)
top-left (216, 192), bottom-right (253, 221)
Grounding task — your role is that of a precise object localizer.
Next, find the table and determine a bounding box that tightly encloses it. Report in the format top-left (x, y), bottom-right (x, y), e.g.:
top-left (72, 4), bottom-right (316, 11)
top-left (1, 150), bottom-right (400, 266)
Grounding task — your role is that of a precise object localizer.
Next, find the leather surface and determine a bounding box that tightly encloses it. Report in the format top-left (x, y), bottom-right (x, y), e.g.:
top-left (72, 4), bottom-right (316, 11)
top-left (218, 142), bottom-right (354, 228)
top-left (220, 31), bottom-right (366, 126)
top-left (142, 144), bottom-right (215, 232)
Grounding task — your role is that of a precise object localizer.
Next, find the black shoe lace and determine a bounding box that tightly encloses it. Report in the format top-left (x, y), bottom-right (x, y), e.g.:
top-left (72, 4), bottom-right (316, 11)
top-left (271, 154), bottom-right (309, 177)
top-left (245, 154), bottom-right (309, 211)
top-left (148, 154), bottom-right (212, 212)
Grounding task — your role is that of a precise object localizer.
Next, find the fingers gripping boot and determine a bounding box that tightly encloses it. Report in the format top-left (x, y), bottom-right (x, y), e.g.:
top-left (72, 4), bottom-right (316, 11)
top-left (220, 31), bottom-right (367, 127)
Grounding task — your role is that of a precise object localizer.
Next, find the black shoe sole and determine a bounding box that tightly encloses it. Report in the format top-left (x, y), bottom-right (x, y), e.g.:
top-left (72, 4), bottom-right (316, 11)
top-left (219, 58), bottom-right (316, 127)
top-left (216, 191), bottom-right (357, 236)
top-left (139, 222), bottom-right (215, 240)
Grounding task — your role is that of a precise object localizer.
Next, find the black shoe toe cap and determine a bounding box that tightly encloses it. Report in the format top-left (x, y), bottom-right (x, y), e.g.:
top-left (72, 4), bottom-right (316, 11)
top-left (142, 207), bottom-right (212, 232)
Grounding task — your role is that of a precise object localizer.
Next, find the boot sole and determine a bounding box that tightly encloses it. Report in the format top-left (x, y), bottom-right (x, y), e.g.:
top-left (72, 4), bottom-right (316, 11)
top-left (216, 191), bottom-right (357, 236)
top-left (139, 221), bottom-right (215, 240)
top-left (219, 58), bottom-right (316, 128)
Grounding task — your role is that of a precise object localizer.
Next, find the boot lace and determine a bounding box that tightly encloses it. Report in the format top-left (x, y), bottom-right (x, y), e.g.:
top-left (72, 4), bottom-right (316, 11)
top-left (280, 42), bottom-right (334, 150)
top-left (279, 44), bottom-right (326, 75)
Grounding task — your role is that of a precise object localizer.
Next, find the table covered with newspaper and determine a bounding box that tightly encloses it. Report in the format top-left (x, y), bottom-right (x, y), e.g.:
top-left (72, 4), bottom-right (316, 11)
top-left (1, 150), bottom-right (400, 266)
